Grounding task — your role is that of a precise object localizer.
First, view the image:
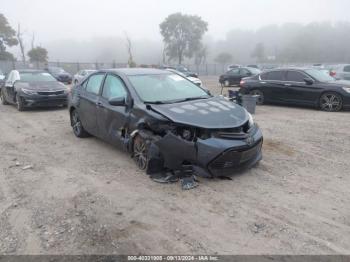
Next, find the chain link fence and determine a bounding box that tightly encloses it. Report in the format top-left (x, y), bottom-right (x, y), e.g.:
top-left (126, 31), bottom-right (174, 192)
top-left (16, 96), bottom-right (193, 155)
top-left (0, 60), bottom-right (331, 77)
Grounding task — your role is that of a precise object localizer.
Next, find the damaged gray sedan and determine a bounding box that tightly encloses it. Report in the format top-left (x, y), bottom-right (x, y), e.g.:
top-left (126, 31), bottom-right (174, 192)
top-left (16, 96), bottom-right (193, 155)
top-left (68, 68), bottom-right (263, 183)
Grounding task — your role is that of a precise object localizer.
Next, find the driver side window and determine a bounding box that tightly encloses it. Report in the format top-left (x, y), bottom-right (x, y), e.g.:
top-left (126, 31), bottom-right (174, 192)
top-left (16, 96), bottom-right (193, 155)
top-left (102, 74), bottom-right (127, 100)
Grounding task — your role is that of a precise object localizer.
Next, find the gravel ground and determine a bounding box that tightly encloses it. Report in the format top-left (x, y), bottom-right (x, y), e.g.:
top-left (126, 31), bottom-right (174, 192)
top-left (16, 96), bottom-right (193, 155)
top-left (0, 76), bottom-right (350, 255)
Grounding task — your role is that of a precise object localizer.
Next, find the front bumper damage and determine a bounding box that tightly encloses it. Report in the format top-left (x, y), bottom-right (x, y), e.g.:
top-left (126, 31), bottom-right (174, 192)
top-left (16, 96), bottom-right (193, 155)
top-left (141, 125), bottom-right (263, 178)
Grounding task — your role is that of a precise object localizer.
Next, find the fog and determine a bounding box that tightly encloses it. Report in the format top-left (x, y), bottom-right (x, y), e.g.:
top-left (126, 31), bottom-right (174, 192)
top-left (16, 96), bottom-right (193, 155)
top-left (3, 0), bottom-right (350, 64)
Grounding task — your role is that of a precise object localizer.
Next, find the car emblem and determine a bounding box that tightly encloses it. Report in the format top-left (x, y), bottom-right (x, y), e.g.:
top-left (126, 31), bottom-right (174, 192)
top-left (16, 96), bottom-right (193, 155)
top-left (246, 136), bottom-right (254, 146)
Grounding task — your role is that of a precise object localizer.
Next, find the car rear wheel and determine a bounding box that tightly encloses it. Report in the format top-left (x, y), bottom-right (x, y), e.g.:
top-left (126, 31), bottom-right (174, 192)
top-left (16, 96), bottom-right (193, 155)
top-left (319, 92), bottom-right (343, 112)
top-left (71, 110), bottom-right (89, 137)
top-left (0, 89), bottom-right (9, 105)
top-left (133, 135), bottom-right (149, 170)
top-left (250, 89), bottom-right (264, 105)
top-left (16, 94), bottom-right (25, 111)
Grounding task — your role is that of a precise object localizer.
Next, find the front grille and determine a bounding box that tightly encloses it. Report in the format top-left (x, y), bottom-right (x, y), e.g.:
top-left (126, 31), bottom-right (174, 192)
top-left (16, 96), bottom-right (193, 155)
top-left (208, 140), bottom-right (262, 176)
top-left (37, 90), bottom-right (65, 96)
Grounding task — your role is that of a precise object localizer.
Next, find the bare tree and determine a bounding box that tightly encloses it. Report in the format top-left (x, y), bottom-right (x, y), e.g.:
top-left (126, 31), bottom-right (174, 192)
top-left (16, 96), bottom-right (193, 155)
top-left (124, 32), bottom-right (136, 67)
top-left (17, 23), bottom-right (26, 64)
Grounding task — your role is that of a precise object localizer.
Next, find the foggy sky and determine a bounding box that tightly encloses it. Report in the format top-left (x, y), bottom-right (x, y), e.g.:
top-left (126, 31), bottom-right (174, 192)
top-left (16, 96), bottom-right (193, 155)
top-left (2, 0), bottom-right (350, 62)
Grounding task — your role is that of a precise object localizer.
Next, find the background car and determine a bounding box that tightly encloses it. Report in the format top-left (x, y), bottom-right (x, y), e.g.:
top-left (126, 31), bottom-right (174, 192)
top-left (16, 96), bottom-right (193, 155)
top-left (73, 69), bottom-right (96, 85)
top-left (46, 66), bottom-right (72, 84)
top-left (165, 68), bottom-right (203, 87)
top-left (328, 64), bottom-right (350, 80)
top-left (174, 65), bottom-right (198, 78)
top-left (219, 67), bottom-right (261, 87)
top-left (239, 68), bottom-right (350, 112)
top-left (227, 64), bottom-right (241, 71)
top-left (0, 69), bottom-right (68, 111)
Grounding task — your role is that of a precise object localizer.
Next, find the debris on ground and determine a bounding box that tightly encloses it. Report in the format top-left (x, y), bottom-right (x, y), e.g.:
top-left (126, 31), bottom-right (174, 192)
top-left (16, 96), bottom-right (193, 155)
top-left (22, 165), bottom-right (33, 170)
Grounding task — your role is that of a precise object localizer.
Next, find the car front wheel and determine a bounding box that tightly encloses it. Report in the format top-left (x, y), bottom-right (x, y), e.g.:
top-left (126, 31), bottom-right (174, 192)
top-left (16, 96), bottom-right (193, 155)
top-left (250, 89), bottom-right (265, 105)
top-left (133, 135), bottom-right (149, 170)
top-left (16, 94), bottom-right (25, 111)
top-left (319, 92), bottom-right (343, 112)
top-left (71, 109), bottom-right (90, 137)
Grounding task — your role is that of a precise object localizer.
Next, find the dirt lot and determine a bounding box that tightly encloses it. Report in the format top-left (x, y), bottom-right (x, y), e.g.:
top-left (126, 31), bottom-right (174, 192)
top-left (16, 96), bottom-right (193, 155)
top-left (0, 76), bottom-right (350, 255)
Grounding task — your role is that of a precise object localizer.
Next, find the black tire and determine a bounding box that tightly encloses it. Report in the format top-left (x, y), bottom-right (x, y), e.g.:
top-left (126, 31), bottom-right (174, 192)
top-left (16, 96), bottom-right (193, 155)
top-left (250, 89), bottom-right (265, 105)
top-left (133, 135), bottom-right (149, 171)
top-left (16, 94), bottom-right (25, 111)
top-left (0, 89), bottom-right (9, 105)
top-left (319, 92), bottom-right (343, 112)
top-left (70, 109), bottom-right (90, 137)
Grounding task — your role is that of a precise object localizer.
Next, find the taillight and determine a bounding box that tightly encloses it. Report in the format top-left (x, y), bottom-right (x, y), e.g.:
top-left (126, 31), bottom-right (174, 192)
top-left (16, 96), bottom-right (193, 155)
top-left (330, 71), bottom-right (336, 77)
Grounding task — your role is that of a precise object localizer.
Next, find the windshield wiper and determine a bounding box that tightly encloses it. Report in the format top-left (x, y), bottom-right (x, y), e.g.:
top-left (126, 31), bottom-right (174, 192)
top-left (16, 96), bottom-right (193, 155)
top-left (144, 101), bottom-right (171, 104)
top-left (170, 96), bottom-right (210, 103)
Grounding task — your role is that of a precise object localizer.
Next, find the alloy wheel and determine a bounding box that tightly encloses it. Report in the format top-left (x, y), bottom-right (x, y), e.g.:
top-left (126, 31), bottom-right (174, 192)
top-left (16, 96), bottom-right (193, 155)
top-left (133, 136), bottom-right (148, 170)
top-left (71, 111), bottom-right (82, 136)
top-left (320, 93), bottom-right (342, 112)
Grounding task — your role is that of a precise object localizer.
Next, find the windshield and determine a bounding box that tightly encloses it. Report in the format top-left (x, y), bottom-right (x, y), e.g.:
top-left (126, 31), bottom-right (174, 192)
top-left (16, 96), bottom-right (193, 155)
top-left (305, 69), bottom-right (334, 82)
top-left (19, 72), bottom-right (57, 82)
top-left (128, 73), bottom-right (209, 103)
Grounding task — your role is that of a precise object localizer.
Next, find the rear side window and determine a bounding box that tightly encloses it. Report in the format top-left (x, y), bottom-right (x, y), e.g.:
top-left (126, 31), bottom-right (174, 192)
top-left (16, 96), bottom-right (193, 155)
top-left (228, 68), bottom-right (240, 75)
top-left (102, 75), bottom-right (127, 99)
top-left (86, 74), bottom-right (104, 95)
top-left (343, 65), bottom-right (350, 72)
top-left (265, 71), bottom-right (285, 81)
top-left (286, 71), bottom-right (305, 82)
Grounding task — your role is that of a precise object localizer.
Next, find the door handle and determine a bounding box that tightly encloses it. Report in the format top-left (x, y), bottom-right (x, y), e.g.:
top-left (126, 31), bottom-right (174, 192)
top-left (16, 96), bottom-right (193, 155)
top-left (284, 83), bottom-right (292, 86)
top-left (260, 82), bottom-right (266, 84)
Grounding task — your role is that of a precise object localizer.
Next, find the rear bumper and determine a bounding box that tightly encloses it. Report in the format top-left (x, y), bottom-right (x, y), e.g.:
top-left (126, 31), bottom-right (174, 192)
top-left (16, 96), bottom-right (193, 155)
top-left (20, 94), bottom-right (68, 107)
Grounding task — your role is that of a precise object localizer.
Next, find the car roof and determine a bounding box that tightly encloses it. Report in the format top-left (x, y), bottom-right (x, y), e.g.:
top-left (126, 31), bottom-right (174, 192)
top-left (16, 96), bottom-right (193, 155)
top-left (16, 69), bottom-right (47, 73)
top-left (103, 68), bottom-right (170, 76)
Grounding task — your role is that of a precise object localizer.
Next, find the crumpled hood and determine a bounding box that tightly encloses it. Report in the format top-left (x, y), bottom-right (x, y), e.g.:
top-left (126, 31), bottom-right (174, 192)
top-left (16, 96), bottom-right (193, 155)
top-left (16, 81), bottom-right (66, 91)
top-left (149, 96), bottom-right (249, 129)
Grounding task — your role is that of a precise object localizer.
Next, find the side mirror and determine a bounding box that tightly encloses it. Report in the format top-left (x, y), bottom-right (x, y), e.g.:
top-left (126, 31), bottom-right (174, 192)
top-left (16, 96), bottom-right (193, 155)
top-left (304, 78), bottom-right (314, 85)
top-left (109, 96), bottom-right (126, 106)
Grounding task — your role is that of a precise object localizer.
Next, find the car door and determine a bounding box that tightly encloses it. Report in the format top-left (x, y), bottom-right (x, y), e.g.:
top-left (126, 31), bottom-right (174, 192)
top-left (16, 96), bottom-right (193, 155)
top-left (78, 73), bottom-right (105, 136)
top-left (284, 70), bottom-right (321, 105)
top-left (263, 70), bottom-right (288, 102)
top-left (97, 74), bottom-right (129, 147)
